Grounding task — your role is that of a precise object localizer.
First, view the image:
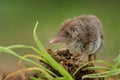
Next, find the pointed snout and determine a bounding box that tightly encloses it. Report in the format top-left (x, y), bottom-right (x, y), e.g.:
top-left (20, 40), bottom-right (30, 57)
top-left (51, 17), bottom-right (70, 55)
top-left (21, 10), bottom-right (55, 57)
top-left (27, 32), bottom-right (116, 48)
top-left (49, 36), bottom-right (67, 44)
top-left (49, 39), bottom-right (57, 44)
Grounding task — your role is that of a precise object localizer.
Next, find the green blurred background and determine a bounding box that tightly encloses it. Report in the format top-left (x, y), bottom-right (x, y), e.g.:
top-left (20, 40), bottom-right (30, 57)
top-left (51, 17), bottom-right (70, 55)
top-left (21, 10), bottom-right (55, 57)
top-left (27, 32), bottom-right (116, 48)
top-left (0, 0), bottom-right (120, 71)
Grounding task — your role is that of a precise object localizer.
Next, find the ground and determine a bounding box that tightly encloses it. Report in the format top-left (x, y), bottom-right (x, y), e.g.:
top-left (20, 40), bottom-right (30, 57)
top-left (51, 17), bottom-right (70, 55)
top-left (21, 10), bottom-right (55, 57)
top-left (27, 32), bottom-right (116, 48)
top-left (0, 49), bottom-right (117, 80)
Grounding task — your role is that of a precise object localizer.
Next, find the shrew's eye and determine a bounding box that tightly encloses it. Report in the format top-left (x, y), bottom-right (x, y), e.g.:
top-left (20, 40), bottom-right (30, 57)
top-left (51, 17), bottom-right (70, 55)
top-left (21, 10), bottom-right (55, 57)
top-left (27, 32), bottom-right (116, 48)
top-left (65, 31), bottom-right (70, 35)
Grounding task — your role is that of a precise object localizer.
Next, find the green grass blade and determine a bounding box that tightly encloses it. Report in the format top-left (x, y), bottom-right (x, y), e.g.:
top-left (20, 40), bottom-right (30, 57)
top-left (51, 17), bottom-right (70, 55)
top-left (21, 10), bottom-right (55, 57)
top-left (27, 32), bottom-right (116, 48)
top-left (107, 54), bottom-right (120, 79)
top-left (4, 67), bottom-right (53, 80)
top-left (6, 45), bottom-right (31, 49)
top-left (33, 21), bottom-right (73, 80)
top-left (84, 66), bottom-right (110, 71)
top-left (82, 68), bottom-right (120, 79)
top-left (22, 54), bottom-right (47, 63)
top-left (73, 60), bottom-right (113, 76)
top-left (0, 46), bottom-right (58, 78)
top-left (33, 21), bottom-right (47, 53)
top-left (30, 77), bottom-right (40, 80)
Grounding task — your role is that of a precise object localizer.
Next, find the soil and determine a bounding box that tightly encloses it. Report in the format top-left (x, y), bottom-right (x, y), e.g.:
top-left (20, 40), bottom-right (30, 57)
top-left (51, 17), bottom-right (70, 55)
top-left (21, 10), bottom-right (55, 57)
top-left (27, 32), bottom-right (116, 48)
top-left (1, 49), bottom-right (117, 80)
top-left (42, 49), bottom-right (104, 80)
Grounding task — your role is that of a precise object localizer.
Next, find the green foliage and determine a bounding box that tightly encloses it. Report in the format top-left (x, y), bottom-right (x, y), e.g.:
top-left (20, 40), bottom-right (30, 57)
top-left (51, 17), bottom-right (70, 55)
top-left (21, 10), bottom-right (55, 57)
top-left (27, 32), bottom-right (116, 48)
top-left (81, 56), bottom-right (120, 80)
top-left (0, 21), bottom-right (120, 80)
top-left (0, 21), bottom-right (73, 80)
